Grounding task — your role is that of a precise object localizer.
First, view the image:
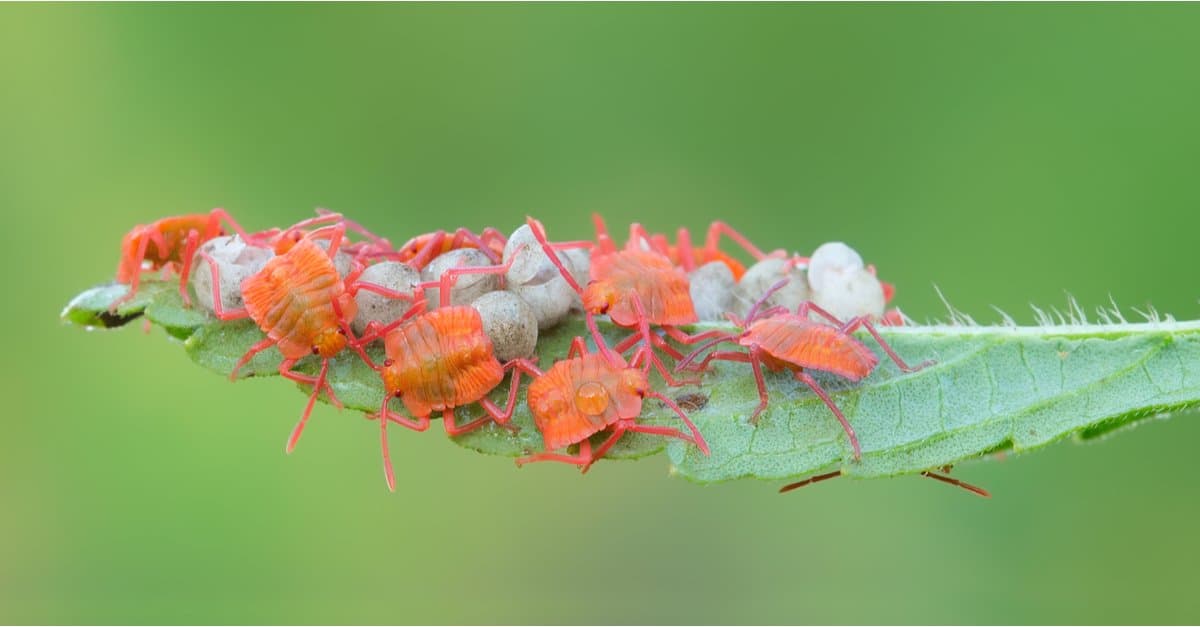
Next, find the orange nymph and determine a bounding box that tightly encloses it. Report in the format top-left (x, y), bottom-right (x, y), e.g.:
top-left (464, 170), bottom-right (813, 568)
top-left (525, 217), bottom-right (729, 387)
top-left (202, 222), bottom-right (411, 457)
top-left (516, 313), bottom-right (709, 472)
top-left (584, 249), bottom-right (697, 328)
top-left (677, 278), bottom-right (932, 460)
top-left (113, 208), bottom-right (254, 309)
top-left (355, 251), bottom-right (538, 491)
top-left (252, 209), bottom-right (396, 261)
top-left (393, 227), bottom-right (507, 269)
top-left (596, 215), bottom-right (778, 282)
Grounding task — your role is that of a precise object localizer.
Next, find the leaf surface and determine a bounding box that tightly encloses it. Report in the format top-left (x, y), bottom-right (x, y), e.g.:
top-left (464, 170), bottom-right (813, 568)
top-left (62, 281), bottom-right (1200, 481)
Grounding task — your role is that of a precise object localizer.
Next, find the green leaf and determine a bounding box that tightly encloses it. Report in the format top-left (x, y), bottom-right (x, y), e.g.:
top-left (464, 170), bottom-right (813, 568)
top-left (60, 282), bottom-right (170, 329)
top-left (666, 323), bottom-right (1200, 483)
top-left (61, 280), bottom-right (1200, 481)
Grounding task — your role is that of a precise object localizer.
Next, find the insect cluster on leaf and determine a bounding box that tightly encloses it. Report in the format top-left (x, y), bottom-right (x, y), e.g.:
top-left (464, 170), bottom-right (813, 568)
top-left (95, 207), bottom-right (986, 496)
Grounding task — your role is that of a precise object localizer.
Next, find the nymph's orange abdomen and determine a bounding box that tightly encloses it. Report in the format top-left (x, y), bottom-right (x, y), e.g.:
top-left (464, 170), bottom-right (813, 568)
top-left (586, 249), bottom-right (697, 327)
top-left (382, 306), bottom-right (504, 418)
top-left (742, 316), bottom-right (878, 381)
top-left (242, 238), bottom-right (356, 360)
top-left (526, 353), bottom-right (645, 450)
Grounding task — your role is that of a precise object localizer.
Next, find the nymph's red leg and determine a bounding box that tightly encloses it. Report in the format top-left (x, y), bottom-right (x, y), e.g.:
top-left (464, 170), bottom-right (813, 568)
top-left (479, 227), bottom-right (506, 247)
top-left (355, 301), bottom-right (427, 346)
top-left (279, 358), bottom-right (341, 410)
top-left (685, 347), bottom-right (771, 425)
top-left (743, 277), bottom-right (796, 324)
top-left (516, 438), bottom-right (593, 469)
top-left (305, 223), bottom-right (347, 259)
top-left (589, 213), bottom-right (617, 255)
top-left (277, 362), bottom-right (317, 385)
top-left (111, 233), bottom-right (153, 311)
top-left (148, 228), bottom-right (170, 262)
top-left (348, 280), bottom-right (417, 302)
top-left (264, 213), bottom-right (346, 254)
top-left (745, 349), bottom-right (771, 425)
top-left (283, 358), bottom-right (334, 454)
top-left (840, 314), bottom-right (930, 371)
top-left (579, 426), bottom-right (628, 473)
top-left (403, 227), bottom-right (507, 269)
top-left (524, 217), bottom-right (595, 297)
top-left (608, 325), bottom-right (687, 362)
top-left (751, 305), bottom-right (791, 322)
top-left (880, 309), bottom-right (905, 327)
top-left (379, 396), bottom-right (398, 491)
top-left (408, 231), bottom-right (450, 269)
top-left (661, 325), bottom-right (728, 347)
top-left (446, 227), bottom-right (502, 264)
top-left (372, 399), bottom-right (432, 432)
top-left (674, 227), bottom-right (697, 271)
top-left (373, 396), bottom-right (432, 491)
top-left (341, 260), bottom-right (367, 287)
top-left (175, 229), bottom-right (202, 307)
top-left (626, 223), bottom-right (655, 251)
top-left (677, 347), bottom-right (745, 373)
top-left (442, 408), bottom-right (497, 437)
top-left (649, 233), bottom-right (673, 260)
top-left (317, 208), bottom-right (391, 250)
top-left (613, 424), bottom-right (697, 464)
top-left (444, 228), bottom-right (473, 250)
top-left (628, 295), bottom-right (697, 387)
top-left (778, 471), bottom-right (843, 493)
top-left (567, 336), bottom-right (590, 359)
top-left (612, 331), bottom-right (642, 355)
top-left (578, 421), bottom-right (699, 473)
top-left (478, 359), bottom-right (540, 429)
top-left (228, 336), bottom-right (276, 381)
top-left (647, 333), bottom-right (685, 360)
top-left (207, 207), bottom-right (258, 243)
top-left (583, 312), bottom-right (624, 365)
top-left (630, 343), bottom-right (698, 387)
top-left (881, 280), bottom-right (896, 304)
top-left (327, 291), bottom-right (379, 369)
top-left (478, 229), bottom-right (508, 264)
top-left (703, 220), bottom-right (774, 261)
top-left (417, 253), bottom-right (517, 308)
top-left (673, 332), bottom-right (739, 372)
top-left (504, 357), bottom-right (544, 379)
top-left (198, 251), bottom-right (251, 322)
top-left (645, 390), bottom-right (709, 455)
top-left (794, 370), bottom-right (860, 460)
top-left (249, 226), bottom-right (283, 244)
top-left (286, 211), bottom-right (344, 234)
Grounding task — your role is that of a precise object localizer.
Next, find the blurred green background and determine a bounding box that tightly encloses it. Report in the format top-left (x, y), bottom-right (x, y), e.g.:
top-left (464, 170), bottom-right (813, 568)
top-left (3, 3), bottom-right (1200, 624)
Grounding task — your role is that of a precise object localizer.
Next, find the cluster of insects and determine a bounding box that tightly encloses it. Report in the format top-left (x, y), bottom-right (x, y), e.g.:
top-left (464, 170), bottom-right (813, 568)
top-left (109, 209), bottom-right (987, 496)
